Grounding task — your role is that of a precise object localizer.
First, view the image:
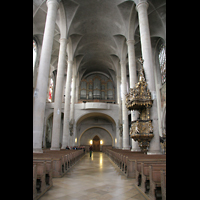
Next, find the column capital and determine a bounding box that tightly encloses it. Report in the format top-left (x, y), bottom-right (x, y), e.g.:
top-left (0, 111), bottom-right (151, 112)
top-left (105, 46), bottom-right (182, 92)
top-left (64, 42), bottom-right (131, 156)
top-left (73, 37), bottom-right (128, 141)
top-left (120, 60), bottom-right (126, 66)
top-left (126, 39), bottom-right (135, 46)
top-left (67, 60), bottom-right (73, 65)
top-left (59, 38), bottom-right (67, 43)
top-left (116, 75), bottom-right (121, 79)
top-left (46, 0), bottom-right (61, 8)
top-left (136, 0), bottom-right (149, 12)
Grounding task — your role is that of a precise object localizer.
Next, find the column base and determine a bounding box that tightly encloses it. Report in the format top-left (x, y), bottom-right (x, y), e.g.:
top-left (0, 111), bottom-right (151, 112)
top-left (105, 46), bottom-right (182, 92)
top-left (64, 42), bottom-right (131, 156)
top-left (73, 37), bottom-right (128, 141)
top-left (61, 146), bottom-right (66, 149)
top-left (147, 150), bottom-right (162, 155)
top-left (122, 147), bottom-right (130, 150)
top-left (131, 148), bottom-right (141, 152)
top-left (33, 148), bottom-right (43, 153)
top-left (50, 147), bottom-right (60, 151)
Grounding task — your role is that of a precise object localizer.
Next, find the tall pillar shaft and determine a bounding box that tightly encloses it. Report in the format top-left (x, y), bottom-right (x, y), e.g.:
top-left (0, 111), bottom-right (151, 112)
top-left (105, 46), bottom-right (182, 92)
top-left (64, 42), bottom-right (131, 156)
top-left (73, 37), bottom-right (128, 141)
top-left (116, 75), bottom-right (122, 148)
top-left (127, 40), bottom-right (137, 89)
top-left (51, 38), bottom-right (67, 150)
top-left (61, 60), bottom-right (73, 149)
top-left (70, 64), bottom-right (76, 146)
top-left (70, 64), bottom-right (76, 121)
top-left (127, 40), bottom-right (140, 151)
top-left (136, 0), bottom-right (161, 154)
top-left (136, 1), bottom-right (154, 92)
top-left (120, 61), bottom-right (129, 150)
top-left (33, 0), bottom-right (60, 153)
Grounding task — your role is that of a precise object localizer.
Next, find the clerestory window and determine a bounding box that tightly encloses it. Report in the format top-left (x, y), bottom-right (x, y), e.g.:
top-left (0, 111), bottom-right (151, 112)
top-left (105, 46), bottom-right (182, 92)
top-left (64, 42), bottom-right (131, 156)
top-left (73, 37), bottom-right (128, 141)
top-left (48, 78), bottom-right (54, 102)
top-left (158, 45), bottom-right (166, 84)
top-left (33, 39), bottom-right (37, 73)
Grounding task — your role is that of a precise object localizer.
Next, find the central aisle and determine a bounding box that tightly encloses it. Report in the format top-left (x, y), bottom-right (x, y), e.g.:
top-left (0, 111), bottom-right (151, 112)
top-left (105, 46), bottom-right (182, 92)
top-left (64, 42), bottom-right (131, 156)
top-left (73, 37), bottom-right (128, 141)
top-left (40, 152), bottom-right (148, 200)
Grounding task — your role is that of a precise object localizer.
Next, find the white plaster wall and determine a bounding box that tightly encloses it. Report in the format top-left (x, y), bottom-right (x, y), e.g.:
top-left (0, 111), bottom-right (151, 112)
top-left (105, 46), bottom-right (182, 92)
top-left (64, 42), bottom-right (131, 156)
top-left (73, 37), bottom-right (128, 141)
top-left (74, 103), bottom-right (120, 125)
top-left (44, 102), bottom-right (120, 147)
top-left (74, 103), bottom-right (120, 147)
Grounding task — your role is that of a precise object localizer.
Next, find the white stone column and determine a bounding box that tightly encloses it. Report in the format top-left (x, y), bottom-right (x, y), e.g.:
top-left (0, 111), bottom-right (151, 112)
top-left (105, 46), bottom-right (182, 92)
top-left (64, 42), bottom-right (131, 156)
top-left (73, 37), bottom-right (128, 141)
top-left (70, 62), bottom-right (76, 146)
top-left (116, 74), bottom-right (122, 148)
top-left (136, 0), bottom-right (161, 154)
top-left (70, 63), bottom-right (76, 123)
top-left (62, 74), bottom-right (67, 103)
top-left (126, 40), bottom-right (137, 89)
top-left (61, 60), bottom-right (73, 149)
top-left (120, 61), bottom-right (129, 150)
top-left (51, 38), bottom-right (67, 150)
top-left (33, 0), bottom-right (60, 153)
top-left (75, 74), bottom-right (79, 102)
top-left (126, 39), bottom-right (140, 151)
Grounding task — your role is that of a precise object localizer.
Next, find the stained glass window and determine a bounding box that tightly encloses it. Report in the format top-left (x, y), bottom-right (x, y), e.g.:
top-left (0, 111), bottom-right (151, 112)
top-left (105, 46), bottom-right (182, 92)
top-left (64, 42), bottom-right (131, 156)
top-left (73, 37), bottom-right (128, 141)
top-left (158, 45), bottom-right (166, 84)
top-left (48, 78), bottom-right (53, 102)
top-left (33, 40), bottom-right (37, 73)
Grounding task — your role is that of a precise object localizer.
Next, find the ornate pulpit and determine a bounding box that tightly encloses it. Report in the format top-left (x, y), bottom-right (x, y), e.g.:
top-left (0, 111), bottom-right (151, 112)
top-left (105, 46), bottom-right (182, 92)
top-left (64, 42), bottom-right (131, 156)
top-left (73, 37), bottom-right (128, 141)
top-left (125, 58), bottom-right (154, 154)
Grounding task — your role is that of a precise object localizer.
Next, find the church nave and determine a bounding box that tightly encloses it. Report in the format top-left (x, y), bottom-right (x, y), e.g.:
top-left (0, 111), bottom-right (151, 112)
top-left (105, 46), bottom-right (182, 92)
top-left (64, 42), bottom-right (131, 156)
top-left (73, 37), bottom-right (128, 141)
top-left (39, 152), bottom-right (148, 200)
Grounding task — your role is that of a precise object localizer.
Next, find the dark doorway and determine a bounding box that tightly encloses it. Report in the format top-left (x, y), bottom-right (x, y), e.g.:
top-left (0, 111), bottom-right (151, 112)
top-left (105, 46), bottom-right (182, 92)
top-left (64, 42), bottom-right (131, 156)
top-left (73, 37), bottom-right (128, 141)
top-left (93, 135), bottom-right (100, 151)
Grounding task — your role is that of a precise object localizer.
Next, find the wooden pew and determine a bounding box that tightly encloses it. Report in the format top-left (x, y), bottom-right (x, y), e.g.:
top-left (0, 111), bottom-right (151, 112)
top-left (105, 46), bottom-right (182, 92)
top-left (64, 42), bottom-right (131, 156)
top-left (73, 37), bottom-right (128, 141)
top-left (104, 148), bottom-right (166, 178)
top-left (45, 149), bottom-right (84, 169)
top-left (122, 152), bottom-right (143, 173)
top-left (34, 149), bottom-right (84, 178)
top-left (33, 149), bottom-right (84, 200)
top-left (33, 164), bottom-right (37, 199)
top-left (33, 158), bottom-right (53, 187)
top-left (103, 148), bottom-right (166, 199)
top-left (33, 160), bottom-right (53, 200)
top-left (141, 163), bottom-right (166, 194)
top-left (106, 149), bottom-right (135, 171)
top-left (135, 160), bottom-right (166, 187)
top-left (33, 153), bottom-right (64, 178)
top-left (160, 170), bottom-right (166, 200)
top-left (34, 160), bottom-right (46, 193)
top-left (43, 150), bottom-right (70, 171)
top-left (126, 155), bottom-right (166, 178)
top-left (149, 165), bottom-right (166, 200)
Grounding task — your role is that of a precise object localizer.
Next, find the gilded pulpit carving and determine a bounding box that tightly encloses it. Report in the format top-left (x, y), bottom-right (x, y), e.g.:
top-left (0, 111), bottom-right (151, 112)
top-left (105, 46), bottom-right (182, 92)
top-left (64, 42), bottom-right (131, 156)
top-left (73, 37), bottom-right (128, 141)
top-left (125, 58), bottom-right (154, 154)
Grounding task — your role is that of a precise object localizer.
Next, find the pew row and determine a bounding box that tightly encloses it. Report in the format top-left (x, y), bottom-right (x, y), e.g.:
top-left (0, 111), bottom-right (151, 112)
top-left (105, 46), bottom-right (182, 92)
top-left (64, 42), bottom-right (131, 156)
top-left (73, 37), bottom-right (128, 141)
top-left (103, 148), bottom-right (166, 178)
top-left (149, 165), bottom-right (166, 200)
top-left (136, 160), bottom-right (166, 187)
top-left (103, 147), bottom-right (166, 200)
top-left (33, 160), bottom-right (53, 200)
top-left (33, 149), bottom-right (84, 200)
top-left (160, 170), bottom-right (166, 200)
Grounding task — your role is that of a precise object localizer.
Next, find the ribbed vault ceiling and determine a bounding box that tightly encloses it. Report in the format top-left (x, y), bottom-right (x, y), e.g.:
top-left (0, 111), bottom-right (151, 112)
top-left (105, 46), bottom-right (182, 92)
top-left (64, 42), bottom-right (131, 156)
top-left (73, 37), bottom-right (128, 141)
top-left (33, 0), bottom-right (166, 80)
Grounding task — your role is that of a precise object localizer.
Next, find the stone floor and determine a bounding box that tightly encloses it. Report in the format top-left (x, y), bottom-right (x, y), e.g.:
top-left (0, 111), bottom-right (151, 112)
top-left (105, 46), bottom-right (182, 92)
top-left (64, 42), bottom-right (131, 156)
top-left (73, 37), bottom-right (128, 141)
top-left (39, 152), bottom-right (149, 200)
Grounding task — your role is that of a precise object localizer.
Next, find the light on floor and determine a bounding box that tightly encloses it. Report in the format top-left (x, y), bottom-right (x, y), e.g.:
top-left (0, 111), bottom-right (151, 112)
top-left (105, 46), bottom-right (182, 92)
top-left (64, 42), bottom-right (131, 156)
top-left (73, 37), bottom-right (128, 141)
top-left (99, 153), bottom-right (103, 168)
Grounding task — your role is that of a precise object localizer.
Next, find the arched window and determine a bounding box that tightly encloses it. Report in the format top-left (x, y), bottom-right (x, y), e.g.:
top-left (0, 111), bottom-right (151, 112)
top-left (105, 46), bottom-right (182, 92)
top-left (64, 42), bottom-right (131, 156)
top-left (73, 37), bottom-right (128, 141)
top-left (48, 78), bottom-right (54, 102)
top-left (33, 39), bottom-right (37, 73)
top-left (158, 45), bottom-right (166, 84)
